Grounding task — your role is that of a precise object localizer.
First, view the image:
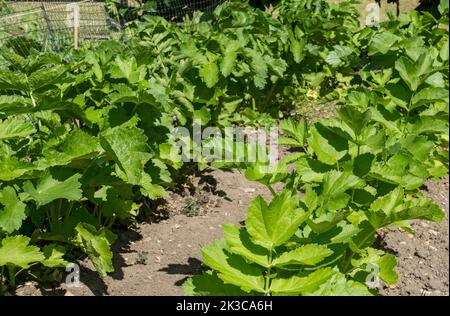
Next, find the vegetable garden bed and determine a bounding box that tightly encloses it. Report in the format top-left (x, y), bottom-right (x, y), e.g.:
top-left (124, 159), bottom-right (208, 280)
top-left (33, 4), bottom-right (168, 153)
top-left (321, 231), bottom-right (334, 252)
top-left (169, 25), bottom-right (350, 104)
top-left (0, 0), bottom-right (449, 296)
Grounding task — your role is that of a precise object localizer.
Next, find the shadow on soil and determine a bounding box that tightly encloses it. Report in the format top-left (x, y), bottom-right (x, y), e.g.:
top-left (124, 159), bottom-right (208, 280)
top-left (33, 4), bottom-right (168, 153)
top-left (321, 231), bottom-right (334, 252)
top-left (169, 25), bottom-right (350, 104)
top-left (159, 257), bottom-right (203, 286)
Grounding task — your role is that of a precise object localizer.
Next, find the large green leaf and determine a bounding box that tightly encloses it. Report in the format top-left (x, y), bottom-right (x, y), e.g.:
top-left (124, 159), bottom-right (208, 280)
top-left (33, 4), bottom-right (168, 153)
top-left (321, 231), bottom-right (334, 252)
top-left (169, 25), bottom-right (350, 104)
top-left (367, 187), bottom-right (445, 227)
top-left (0, 187), bottom-right (27, 234)
top-left (245, 48), bottom-right (268, 89)
top-left (395, 54), bottom-right (433, 91)
top-left (23, 172), bottom-right (83, 207)
top-left (305, 272), bottom-right (372, 296)
top-left (183, 271), bottom-right (251, 296)
top-left (279, 117), bottom-right (308, 147)
top-left (42, 244), bottom-right (70, 268)
top-left (42, 129), bottom-right (101, 167)
top-left (28, 65), bottom-right (66, 90)
top-left (199, 61), bottom-right (219, 88)
top-left (0, 117), bottom-right (36, 140)
top-left (273, 244), bottom-right (333, 267)
top-left (410, 87), bottom-right (449, 110)
top-left (368, 32), bottom-right (401, 55)
top-left (0, 69), bottom-right (28, 91)
top-left (221, 51), bottom-right (238, 78)
top-left (222, 224), bottom-right (270, 268)
top-left (309, 123), bottom-right (348, 165)
top-left (109, 56), bottom-right (146, 83)
top-left (351, 248), bottom-right (398, 285)
top-left (338, 106), bottom-right (371, 136)
top-left (101, 123), bottom-right (165, 199)
top-left (269, 268), bottom-right (335, 295)
top-left (201, 240), bottom-right (265, 293)
top-left (0, 235), bottom-right (44, 268)
top-left (246, 191), bottom-right (307, 250)
top-left (0, 95), bottom-right (33, 117)
top-left (74, 223), bottom-right (116, 277)
top-left (319, 171), bottom-right (365, 212)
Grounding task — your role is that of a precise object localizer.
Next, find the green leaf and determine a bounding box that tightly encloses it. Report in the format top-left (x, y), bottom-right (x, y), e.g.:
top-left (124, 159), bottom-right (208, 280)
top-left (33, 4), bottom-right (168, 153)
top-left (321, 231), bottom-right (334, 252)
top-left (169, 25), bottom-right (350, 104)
top-left (396, 195), bottom-right (445, 223)
top-left (183, 271), bottom-right (250, 296)
top-left (370, 151), bottom-right (426, 190)
top-left (0, 235), bottom-right (44, 268)
top-left (222, 224), bottom-right (270, 268)
top-left (42, 129), bottom-right (101, 167)
top-left (201, 240), bottom-right (265, 293)
top-left (309, 123), bottom-right (348, 165)
top-left (94, 186), bottom-right (138, 220)
top-left (42, 244), bottom-right (69, 268)
top-left (0, 187), bottom-right (27, 234)
top-left (0, 117), bottom-right (36, 140)
top-left (244, 160), bottom-right (289, 186)
top-left (159, 143), bottom-right (183, 169)
top-left (270, 268), bottom-right (335, 295)
top-left (23, 172), bottom-right (83, 207)
top-left (246, 191), bottom-right (307, 250)
top-left (377, 254), bottom-right (398, 285)
top-left (291, 38), bottom-right (305, 63)
top-left (0, 95), bottom-right (33, 117)
top-left (28, 65), bottom-right (66, 90)
top-left (280, 117), bottom-right (307, 148)
top-left (193, 106), bottom-right (211, 125)
top-left (439, 0), bottom-right (449, 14)
top-left (101, 123), bottom-right (164, 199)
top-left (411, 87), bottom-right (449, 110)
top-left (305, 272), bottom-right (372, 296)
top-left (369, 32), bottom-right (401, 55)
top-left (351, 247), bottom-right (398, 286)
top-left (325, 51), bottom-right (342, 67)
top-left (0, 69), bottom-right (28, 91)
top-left (221, 51), bottom-right (237, 78)
top-left (0, 155), bottom-right (34, 181)
top-left (353, 153), bottom-right (375, 178)
top-left (338, 106), bottom-right (371, 136)
top-left (245, 49), bottom-right (268, 89)
top-left (368, 188), bottom-right (444, 227)
top-left (273, 244), bottom-right (332, 267)
top-left (320, 171), bottom-right (365, 212)
top-left (395, 54), bottom-right (433, 91)
top-left (408, 115), bottom-right (449, 135)
top-left (425, 72), bottom-right (445, 88)
top-left (109, 56), bottom-right (146, 83)
top-left (301, 185), bottom-right (318, 211)
top-left (74, 223), bottom-right (116, 277)
top-left (199, 61), bottom-right (219, 88)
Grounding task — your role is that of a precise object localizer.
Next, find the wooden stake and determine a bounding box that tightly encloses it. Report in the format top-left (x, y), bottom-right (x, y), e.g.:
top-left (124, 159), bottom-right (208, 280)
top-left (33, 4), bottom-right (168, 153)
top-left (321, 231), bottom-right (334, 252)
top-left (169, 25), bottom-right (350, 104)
top-left (72, 4), bottom-right (80, 49)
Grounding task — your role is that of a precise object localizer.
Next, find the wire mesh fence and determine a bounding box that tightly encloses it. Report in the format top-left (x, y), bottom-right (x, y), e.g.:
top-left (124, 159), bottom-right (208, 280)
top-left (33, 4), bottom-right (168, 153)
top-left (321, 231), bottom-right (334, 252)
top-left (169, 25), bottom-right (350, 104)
top-left (0, 0), bottom-right (223, 53)
top-left (131, 0), bottom-right (223, 21)
top-left (0, 1), bottom-right (119, 53)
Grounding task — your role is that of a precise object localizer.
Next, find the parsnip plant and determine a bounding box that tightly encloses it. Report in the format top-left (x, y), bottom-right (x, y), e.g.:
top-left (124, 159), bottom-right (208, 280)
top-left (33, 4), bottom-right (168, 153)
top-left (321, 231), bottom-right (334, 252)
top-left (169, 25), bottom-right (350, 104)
top-left (184, 8), bottom-right (449, 296)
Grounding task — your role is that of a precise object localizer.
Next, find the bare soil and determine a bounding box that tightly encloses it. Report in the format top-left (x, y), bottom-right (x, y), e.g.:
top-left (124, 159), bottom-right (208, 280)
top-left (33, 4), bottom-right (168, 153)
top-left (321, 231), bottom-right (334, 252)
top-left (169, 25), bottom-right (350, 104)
top-left (16, 170), bottom-right (449, 296)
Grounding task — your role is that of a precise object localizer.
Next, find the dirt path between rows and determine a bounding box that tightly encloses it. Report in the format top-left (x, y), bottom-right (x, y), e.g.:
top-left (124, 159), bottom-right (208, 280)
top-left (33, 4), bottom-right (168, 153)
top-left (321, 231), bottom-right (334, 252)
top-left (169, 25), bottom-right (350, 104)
top-left (17, 170), bottom-right (449, 296)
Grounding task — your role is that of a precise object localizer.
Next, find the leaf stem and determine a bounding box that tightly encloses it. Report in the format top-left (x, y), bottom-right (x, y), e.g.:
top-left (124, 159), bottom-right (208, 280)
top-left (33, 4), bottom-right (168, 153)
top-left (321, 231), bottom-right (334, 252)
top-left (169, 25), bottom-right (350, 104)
top-left (341, 226), bottom-right (376, 273)
top-left (8, 265), bottom-right (16, 289)
top-left (266, 185), bottom-right (276, 196)
top-left (264, 249), bottom-right (273, 296)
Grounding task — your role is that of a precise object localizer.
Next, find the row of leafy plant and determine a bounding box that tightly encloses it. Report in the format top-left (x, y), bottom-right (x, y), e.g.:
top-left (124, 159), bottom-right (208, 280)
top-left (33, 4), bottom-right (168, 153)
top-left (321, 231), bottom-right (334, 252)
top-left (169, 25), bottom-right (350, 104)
top-left (0, 0), bottom-right (448, 295)
top-left (184, 4), bottom-right (449, 295)
top-left (0, 0), bottom-right (298, 293)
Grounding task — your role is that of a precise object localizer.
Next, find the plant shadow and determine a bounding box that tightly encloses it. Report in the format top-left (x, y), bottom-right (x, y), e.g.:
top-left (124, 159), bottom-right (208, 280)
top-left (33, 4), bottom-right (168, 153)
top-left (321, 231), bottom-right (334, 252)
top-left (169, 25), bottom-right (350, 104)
top-left (158, 257), bottom-right (203, 286)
